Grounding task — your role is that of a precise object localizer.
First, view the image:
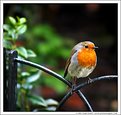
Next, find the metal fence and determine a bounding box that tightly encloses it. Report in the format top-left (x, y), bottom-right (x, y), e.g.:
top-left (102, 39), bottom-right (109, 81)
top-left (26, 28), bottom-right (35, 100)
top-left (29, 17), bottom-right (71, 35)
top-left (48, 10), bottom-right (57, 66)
top-left (3, 48), bottom-right (118, 111)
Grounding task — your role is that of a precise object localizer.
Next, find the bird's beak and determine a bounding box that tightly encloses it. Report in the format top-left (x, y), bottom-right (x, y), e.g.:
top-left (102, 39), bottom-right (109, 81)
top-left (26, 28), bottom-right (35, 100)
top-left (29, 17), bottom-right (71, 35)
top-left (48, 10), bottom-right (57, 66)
top-left (94, 46), bottom-right (98, 49)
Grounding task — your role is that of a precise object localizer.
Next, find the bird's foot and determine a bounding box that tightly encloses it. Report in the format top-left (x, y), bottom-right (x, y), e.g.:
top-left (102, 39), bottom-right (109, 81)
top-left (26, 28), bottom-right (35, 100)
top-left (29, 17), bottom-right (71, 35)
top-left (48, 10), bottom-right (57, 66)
top-left (70, 84), bottom-right (76, 95)
top-left (88, 77), bottom-right (93, 84)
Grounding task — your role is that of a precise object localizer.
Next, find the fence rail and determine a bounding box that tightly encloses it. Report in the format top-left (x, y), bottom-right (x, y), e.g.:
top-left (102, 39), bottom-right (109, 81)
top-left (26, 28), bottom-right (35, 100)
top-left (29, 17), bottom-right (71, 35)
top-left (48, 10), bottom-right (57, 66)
top-left (4, 49), bottom-right (118, 111)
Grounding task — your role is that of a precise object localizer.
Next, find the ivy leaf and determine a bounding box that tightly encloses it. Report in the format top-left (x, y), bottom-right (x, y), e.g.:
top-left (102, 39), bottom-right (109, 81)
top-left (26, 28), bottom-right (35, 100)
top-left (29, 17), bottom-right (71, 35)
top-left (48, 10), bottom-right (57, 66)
top-left (28, 94), bottom-right (47, 107)
top-left (17, 25), bottom-right (27, 34)
top-left (9, 16), bottom-right (16, 25)
top-left (27, 49), bottom-right (36, 57)
top-left (16, 47), bottom-right (28, 58)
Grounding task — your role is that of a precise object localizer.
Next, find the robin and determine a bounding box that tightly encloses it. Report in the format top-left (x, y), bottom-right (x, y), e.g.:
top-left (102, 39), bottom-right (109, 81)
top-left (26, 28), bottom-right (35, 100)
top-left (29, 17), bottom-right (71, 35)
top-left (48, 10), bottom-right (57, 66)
top-left (64, 41), bottom-right (98, 85)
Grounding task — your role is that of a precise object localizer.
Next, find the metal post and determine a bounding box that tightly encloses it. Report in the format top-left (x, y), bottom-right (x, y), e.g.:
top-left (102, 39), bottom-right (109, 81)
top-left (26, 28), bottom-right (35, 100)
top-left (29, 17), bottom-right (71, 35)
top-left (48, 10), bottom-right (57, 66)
top-left (7, 50), bottom-right (17, 111)
top-left (3, 48), bottom-right (8, 111)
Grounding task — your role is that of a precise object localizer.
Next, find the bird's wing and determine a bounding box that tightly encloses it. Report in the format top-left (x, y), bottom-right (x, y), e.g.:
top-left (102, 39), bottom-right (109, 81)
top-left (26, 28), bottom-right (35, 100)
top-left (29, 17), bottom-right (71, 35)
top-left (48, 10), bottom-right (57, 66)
top-left (63, 49), bottom-right (77, 78)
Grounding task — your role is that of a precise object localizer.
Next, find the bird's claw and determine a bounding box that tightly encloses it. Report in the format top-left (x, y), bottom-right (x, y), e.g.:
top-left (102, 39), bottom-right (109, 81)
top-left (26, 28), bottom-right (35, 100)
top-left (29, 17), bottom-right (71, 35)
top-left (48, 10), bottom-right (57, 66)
top-left (88, 77), bottom-right (93, 84)
top-left (70, 84), bottom-right (76, 95)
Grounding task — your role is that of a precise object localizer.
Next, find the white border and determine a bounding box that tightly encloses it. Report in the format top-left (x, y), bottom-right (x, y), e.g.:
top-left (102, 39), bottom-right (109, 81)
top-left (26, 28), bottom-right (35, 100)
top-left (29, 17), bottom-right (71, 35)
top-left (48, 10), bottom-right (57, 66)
top-left (1, 0), bottom-right (121, 3)
top-left (0, 0), bottom-right (4, 115)
top-left (0, 0), bottom-right (120, 115)
top-left (118, 1), bottom-right (121, 114)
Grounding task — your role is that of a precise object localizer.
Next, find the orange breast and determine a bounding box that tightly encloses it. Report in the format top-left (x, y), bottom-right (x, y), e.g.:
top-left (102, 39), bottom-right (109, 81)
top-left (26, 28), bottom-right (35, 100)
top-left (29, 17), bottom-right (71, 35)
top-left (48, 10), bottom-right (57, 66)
top-left (77, 48), bottom-right (97, 67)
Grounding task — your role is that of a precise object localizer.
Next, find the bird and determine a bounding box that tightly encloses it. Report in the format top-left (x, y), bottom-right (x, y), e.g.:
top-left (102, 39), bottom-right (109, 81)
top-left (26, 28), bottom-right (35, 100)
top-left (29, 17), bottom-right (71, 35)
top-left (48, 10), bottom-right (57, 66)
top-left (64, 41), bottom-right (98, 85)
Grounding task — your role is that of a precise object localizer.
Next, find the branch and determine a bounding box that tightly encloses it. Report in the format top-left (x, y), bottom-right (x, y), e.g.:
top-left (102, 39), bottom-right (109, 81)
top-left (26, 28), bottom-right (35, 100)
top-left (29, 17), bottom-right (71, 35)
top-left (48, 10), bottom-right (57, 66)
top-left (56, 89), bottom-right (93, 111)
top-left (14, 58), bottom-right (72, 87)
top-left (73, 75), bottom-right (118, 92)
top-left (56, 90), bottom-right (72, 111)
top-left (77, 90), bottom-right (93, 112)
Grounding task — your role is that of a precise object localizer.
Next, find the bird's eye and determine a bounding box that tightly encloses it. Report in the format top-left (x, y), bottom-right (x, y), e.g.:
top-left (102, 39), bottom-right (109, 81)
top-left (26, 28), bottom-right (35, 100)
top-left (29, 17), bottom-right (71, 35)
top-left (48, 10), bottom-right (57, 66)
top-left (85, 45), bottom-right (88, 48)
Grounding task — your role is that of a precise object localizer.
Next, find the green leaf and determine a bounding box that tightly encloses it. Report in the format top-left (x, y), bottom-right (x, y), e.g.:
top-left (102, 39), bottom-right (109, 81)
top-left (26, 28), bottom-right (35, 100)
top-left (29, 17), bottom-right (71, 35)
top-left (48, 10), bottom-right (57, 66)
top-left (46, 106), bottom-right (56, 111)
top-left (16, 47), bottom-right (28, 58)
top-left (3, 33), bottom-right (11, 40)
top-left (6, 28), bottom-right (18, 40)
top-left (26, 71), bottom-right (41, 83)
top-left (3, 39), bottom-right (12, 49)
top-left (28, 94), bottom-right (47, 107)
top-left (27, 49), bottom-right (36, 57)
top-left (9, 31), bottom-right (18, 40)
top-left (21, 72), bottom-right (30, 78)
top-left (19, 18), bottom-right (26, 24)
top-left (21, 72), bottom-right (30, 76)
top-left (17, 25), bottom-right (27, 34)
top-left (45, 99), bottom-right (58, 106)
top-left (22, 83), bottom-right (33, 90)
top-left (9, 16), bottom-right (16, 25)
top-left (3, 24), bottom-right (11, 31)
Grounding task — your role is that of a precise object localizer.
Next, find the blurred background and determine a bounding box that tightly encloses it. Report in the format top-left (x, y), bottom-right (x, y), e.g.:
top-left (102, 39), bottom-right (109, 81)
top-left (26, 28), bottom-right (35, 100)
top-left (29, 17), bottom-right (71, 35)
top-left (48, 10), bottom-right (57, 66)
top-left (3, 3), bottom-right (117, 111)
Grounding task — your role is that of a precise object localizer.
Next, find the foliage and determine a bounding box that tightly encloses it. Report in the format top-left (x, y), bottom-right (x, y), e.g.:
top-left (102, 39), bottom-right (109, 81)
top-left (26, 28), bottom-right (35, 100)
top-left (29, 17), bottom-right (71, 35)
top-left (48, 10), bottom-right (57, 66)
top-left (3, 16), bottom-right (59, 111)
top-left (24, 24), bottom-right (74, 94)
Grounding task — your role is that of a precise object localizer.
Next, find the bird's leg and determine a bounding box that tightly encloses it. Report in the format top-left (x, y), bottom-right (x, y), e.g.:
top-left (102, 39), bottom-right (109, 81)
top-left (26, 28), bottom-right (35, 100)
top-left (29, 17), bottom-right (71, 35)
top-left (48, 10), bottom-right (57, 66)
top-left (72, 76), bottom-right (77, 89)
top-left (71, 77), bottom-right (76, 95)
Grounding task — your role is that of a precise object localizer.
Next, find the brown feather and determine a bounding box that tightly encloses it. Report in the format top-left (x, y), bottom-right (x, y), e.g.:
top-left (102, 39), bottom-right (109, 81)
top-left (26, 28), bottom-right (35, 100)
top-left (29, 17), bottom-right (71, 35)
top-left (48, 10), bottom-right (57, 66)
top-left (63, 49), bottom-right (77, 78)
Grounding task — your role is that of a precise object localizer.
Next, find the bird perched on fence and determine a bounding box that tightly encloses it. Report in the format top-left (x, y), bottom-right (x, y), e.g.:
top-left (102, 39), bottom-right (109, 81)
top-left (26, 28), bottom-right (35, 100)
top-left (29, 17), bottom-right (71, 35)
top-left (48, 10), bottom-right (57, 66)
top-left (64, 41), bottom-right (98, 85)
